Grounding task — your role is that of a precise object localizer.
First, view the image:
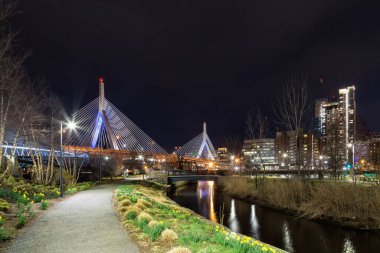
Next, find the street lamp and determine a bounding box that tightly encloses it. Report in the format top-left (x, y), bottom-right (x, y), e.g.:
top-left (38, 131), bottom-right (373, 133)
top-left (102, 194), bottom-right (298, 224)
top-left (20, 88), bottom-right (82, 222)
top-left (60, 121), bottom-right (77, 197)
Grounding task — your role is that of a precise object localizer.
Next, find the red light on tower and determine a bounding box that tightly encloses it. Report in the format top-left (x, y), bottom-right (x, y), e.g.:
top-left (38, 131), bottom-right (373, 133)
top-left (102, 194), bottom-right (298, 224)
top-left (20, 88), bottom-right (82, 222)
top-left (98, 77), bottom-right (105, 84)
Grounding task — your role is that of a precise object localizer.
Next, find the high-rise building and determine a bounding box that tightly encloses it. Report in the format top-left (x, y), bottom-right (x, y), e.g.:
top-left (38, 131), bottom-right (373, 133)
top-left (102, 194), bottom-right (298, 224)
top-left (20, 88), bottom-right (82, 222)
top-left (338, 86), bottom-right (356, 162)
top-left (314, 85), bottom-right (356, 166)
top-left (314, 98), bottom-right (328, 137)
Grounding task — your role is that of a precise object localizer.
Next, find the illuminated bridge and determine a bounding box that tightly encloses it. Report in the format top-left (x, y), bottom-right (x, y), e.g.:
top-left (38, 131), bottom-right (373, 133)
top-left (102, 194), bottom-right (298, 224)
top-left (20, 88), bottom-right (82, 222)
top-left (63, 79), bottom-right (219, 170)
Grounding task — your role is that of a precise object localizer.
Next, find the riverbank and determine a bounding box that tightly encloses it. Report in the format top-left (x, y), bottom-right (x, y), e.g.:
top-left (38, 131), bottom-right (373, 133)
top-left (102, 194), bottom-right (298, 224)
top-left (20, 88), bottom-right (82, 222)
top-left (218, 176), bottom-right (380, 231)
top-left (113, 181), bottom-right (285, 253)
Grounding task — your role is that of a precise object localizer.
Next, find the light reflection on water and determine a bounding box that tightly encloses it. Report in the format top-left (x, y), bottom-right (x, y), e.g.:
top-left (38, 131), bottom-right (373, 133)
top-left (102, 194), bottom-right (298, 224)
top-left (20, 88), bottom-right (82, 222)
top-left (170, 181), bottom-right (379, 253)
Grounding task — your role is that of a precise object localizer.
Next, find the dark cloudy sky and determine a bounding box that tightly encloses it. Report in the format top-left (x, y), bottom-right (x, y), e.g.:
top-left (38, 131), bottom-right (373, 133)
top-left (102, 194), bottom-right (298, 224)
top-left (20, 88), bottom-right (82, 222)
top-left (13, 0), bottom-right (380, 150)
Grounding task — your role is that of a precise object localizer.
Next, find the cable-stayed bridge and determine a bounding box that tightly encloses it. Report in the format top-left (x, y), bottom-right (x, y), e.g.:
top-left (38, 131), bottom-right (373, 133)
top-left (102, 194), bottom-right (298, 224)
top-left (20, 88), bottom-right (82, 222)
top-left (62, 79), bottom-right (219, 170)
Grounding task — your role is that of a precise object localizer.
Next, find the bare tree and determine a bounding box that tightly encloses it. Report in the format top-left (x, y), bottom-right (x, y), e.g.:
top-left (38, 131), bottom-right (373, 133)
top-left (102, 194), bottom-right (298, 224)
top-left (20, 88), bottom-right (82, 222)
top-left (245, 108), bottom-right (269, 171)
top-left (62, 150), bottom-right (86, 187)
top-left (102, 153), bottom-right (125, 180)
top-left (26, 95), bottom-right (60, 185)
top-left (220, 135), bottom-right (242, 156)
top-left (0, 0), bottom-right (36, 178)
top-left (273, 75), bottom-right (312, 177)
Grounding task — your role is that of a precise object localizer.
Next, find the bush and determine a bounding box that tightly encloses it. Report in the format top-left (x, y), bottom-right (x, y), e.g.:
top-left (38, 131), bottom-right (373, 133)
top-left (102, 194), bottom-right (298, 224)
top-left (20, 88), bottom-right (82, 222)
top-left (124, 210), bottom-right (138, 220)
top-left (160, 229), bottom-right (178, 245)
top-left (40, 200), bottom-right (49, 210)
top-left (167, 247), bottom-right (192, 253)
top-left (0, 198), bottom-right (10, 213)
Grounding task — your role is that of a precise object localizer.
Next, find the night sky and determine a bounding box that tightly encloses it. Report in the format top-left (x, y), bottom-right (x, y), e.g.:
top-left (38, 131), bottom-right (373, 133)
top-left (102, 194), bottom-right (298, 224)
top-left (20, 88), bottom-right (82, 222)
top-left (13, 0), bottom-right (380, 150)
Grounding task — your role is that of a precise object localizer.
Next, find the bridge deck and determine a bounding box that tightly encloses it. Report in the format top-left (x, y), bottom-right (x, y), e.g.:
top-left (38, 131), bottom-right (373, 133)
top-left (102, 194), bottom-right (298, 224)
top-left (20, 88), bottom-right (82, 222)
top-left (167, 175), bottom-right (219, 184)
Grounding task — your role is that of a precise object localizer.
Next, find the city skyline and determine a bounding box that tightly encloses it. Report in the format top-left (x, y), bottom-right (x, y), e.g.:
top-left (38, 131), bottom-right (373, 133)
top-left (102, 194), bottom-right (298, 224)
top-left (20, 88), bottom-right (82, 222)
top-left (12, 0), bottom-right (380, 149)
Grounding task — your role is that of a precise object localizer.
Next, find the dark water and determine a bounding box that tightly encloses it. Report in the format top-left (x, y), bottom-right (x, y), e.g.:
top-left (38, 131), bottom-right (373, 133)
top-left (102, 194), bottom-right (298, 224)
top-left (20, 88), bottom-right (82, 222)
top-left (169, 181), bottom-right (380, 253)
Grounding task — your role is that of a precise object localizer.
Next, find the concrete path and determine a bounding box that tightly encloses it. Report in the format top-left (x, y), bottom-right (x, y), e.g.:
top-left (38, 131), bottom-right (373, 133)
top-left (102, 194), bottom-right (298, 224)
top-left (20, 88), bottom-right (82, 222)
top-left (4, 184), bottom-right (139, 253)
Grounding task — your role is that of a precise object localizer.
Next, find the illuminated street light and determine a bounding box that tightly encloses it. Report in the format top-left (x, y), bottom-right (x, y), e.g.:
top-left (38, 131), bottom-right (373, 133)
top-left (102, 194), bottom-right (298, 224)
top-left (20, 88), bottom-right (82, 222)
top-left (66, 121), bottom-right (77, 130)
top-left (60, 120), bottom-right (77, 198)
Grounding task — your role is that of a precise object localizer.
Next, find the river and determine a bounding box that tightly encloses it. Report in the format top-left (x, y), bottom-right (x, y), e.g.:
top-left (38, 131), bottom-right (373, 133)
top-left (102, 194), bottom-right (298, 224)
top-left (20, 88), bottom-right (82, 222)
top-left (169, 181), bottom-right (380, 253)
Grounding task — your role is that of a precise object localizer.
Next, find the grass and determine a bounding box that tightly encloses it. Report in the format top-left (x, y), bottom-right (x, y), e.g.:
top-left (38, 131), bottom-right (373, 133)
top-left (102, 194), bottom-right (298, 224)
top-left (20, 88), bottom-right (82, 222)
top-left (114, 183), bottom-right (283, 253)
top-left (219, 176), bottom-right (380, 229)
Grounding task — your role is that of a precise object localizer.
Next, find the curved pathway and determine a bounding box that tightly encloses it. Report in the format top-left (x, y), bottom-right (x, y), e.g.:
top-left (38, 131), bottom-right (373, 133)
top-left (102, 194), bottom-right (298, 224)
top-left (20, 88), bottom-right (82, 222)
top-left (4, 184), bottom-right (139, 253)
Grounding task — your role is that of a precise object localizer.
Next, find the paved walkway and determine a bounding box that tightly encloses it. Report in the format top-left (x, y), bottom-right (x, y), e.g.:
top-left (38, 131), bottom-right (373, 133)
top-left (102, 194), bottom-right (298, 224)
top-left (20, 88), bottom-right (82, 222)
top-left (4, 184), bottom-right (139, 253)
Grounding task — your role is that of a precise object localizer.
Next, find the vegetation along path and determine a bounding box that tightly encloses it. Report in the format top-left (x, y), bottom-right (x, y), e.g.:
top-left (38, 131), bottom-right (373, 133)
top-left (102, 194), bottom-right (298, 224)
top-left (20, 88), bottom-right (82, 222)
top-left (4, 184), bottom-right (139, 253)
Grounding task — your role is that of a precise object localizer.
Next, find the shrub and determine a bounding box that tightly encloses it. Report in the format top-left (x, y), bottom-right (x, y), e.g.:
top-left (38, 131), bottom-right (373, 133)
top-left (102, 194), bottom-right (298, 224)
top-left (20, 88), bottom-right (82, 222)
top-left (137, 212), bottom-right (153, 223)
top-left (0, 227), bottom-right (10, 241)
top-left (40, 200), bottom-right (49, 210)
top-left (167, 247), bottom-right (192, 253)
top-left (0, 198), bottom-right (10, 213)
top-left (120, 199), bottom-right (131, 207)
top-left (160, 229), bottom-right (178, 245)
top-left (16, 214), bottom-right (27, 228)
top-left (124, 210), bottom-right (138, 220)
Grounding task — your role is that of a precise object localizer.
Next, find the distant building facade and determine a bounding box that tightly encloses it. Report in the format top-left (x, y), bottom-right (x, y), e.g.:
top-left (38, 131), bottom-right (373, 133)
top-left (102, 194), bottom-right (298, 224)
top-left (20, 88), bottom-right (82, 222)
top-left (216, 147), bottom-right (229, 162)
top-left (242, 139), bottom-right (275, 169)
top-left (275, 130), bottom-right (321, 169)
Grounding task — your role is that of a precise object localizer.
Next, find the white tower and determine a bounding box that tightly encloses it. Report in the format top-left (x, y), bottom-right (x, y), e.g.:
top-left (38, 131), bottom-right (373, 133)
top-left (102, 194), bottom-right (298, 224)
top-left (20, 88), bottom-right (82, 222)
top-left (91, 78), bottom-right (119, 150)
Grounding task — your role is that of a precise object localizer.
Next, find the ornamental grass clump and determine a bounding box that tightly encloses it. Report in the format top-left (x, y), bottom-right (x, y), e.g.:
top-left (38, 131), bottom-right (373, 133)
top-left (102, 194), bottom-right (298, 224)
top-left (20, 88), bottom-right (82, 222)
top-left (120, 199), bottom-right (132, 207)
top-left (124, 210), bottom-right (138, 220)
top-left (137, 212), bottom-right (153, 223)
top-left (138, 199), bottom-right (152, 208)
top-left (148, 220), bottom-right (159, 228)
top-left (167, 247), bottom-right (192, 253)
top-left (160, 228), bottom-right (178, 245)
top-left (119, 206), bottom-right (129, 213)
top-left (117, 195), bottom-right (128, 202)
top-left (135, 202), bottom-right (146, 210)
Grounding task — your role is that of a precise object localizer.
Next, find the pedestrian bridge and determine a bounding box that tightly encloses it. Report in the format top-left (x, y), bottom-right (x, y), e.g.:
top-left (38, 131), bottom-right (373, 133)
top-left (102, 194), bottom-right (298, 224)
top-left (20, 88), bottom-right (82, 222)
top-left (167, 175), bottom-right (219, 184)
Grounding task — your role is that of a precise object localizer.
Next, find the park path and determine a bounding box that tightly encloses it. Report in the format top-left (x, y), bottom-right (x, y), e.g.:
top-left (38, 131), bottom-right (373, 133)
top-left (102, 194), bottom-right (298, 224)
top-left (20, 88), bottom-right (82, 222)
top-left (4, 184), bottom-right (139, 253)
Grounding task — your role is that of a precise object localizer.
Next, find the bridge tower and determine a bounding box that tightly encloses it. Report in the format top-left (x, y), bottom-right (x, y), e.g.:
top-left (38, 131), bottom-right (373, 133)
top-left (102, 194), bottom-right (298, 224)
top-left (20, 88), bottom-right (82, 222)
top-left (66, 78), bottom-right (167, 154)
top-left (91, 78), bottom-right (119, 150)
top-left (175, 122), bottom-right (216, 160)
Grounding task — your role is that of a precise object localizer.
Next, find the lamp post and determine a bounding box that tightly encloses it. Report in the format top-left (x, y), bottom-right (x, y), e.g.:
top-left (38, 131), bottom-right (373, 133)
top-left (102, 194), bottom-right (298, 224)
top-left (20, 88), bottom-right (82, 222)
top-left (60, 121), bottom-right (77, 197)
